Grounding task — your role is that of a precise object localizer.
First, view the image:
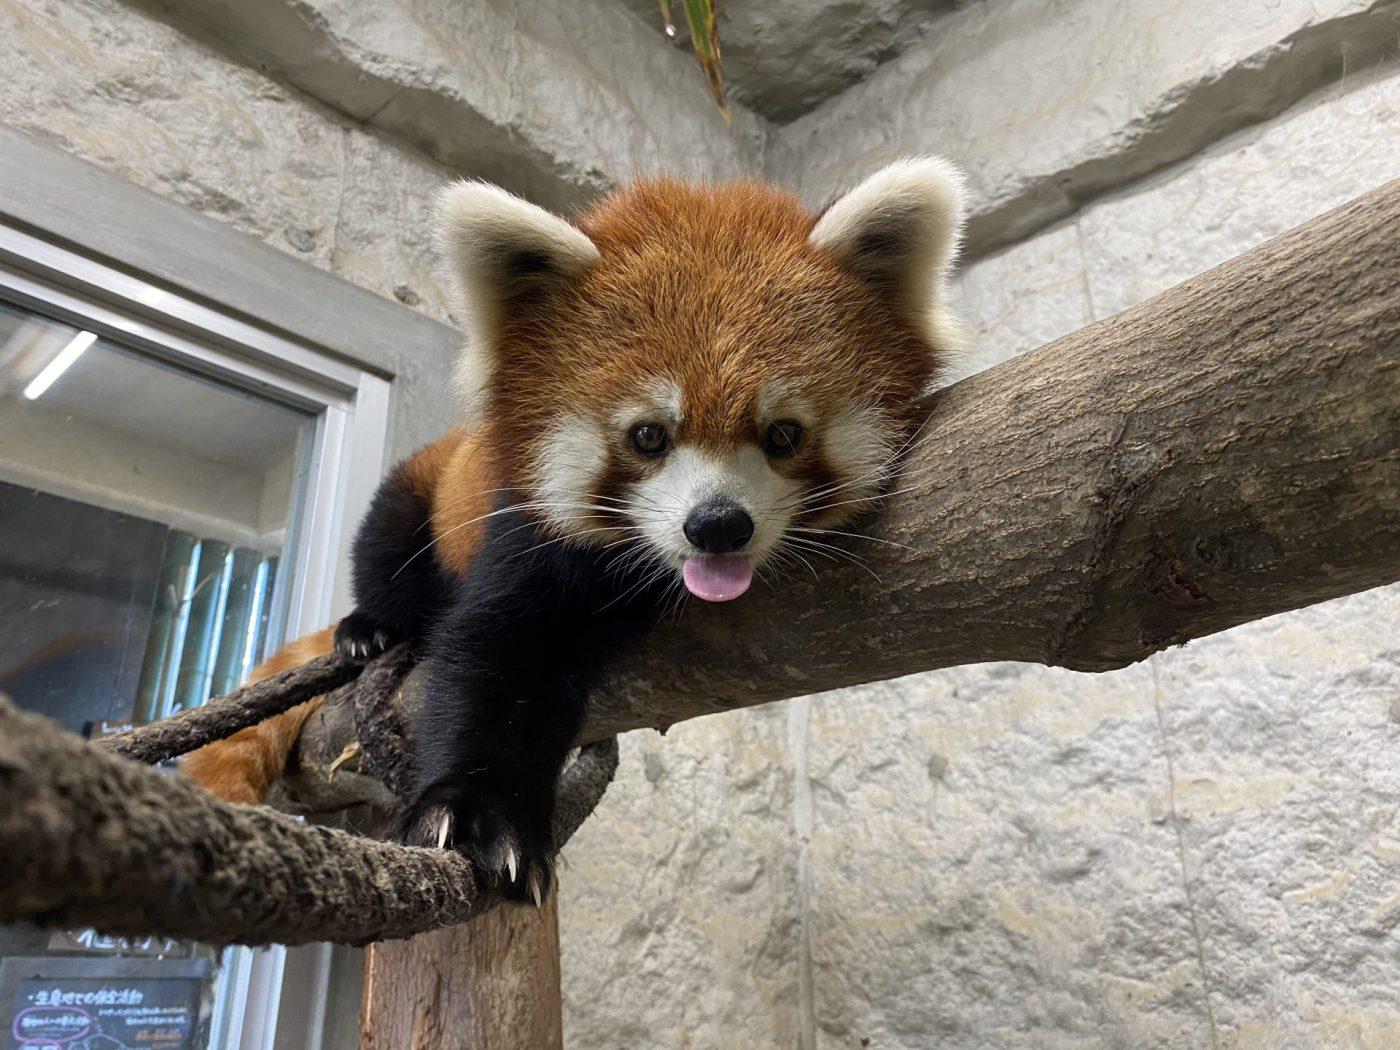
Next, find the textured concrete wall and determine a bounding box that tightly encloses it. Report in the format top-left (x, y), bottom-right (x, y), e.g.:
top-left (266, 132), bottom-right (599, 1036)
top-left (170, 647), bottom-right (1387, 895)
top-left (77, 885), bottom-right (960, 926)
top-left (0, 0), bottom-right (765, 314)
top-left (152, 0), bottom-right (768, 214)
top-left (560, 62), bottom-right (1400, 1050)
top-left (1, 0), bottom-right (455, 322)
top-left (768, 0), bottom-right (1400, 258)
top-left (620, 0), bottom-right (957, 122)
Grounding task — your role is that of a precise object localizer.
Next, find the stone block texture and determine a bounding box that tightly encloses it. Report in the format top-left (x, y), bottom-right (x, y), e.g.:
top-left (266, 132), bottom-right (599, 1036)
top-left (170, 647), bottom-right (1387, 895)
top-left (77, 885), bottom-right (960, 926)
top-left (154, 0), bottom-right (768, 214)
top-left (0, 0), bottom-right (454, 322)
top-left (620, 0), bottom-right (958, 122)
top-left (3, 1), bottom-right (1399, 1046)
top-left (767, 0), bottom-right (1400, 257)
top-left (560, 705), bottom-right (803, 1047)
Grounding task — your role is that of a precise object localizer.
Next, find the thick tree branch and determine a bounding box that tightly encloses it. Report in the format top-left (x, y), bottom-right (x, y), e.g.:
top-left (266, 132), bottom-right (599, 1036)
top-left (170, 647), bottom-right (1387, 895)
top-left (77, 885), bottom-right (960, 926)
top-left (0, 694), bottom-right (618, 945)
top-left (568, 178), bottom-right (1400, 740)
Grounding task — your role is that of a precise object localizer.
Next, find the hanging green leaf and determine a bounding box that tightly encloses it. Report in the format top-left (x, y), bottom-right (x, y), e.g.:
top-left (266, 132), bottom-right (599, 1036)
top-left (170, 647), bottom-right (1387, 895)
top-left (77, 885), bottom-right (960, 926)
top-left (659, 0), bottom-right (730, 123)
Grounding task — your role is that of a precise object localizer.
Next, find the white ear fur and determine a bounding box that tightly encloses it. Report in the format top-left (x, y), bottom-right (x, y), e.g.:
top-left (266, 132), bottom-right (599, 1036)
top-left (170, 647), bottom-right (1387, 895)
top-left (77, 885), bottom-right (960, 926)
top-left (433, 180), bottom-right (600, 420)
top-left (810, 157), bottom-right (967, 354)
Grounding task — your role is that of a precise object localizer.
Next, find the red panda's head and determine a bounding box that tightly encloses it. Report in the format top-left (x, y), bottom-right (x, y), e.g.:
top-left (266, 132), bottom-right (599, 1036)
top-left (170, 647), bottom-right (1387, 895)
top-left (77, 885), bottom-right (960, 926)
top-left (434, 160), bottom-right (965, 602)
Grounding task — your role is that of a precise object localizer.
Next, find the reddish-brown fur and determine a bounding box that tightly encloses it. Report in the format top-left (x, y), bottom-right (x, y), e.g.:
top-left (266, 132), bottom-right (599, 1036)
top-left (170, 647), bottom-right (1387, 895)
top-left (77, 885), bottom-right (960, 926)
top-left (180, 628), bottom-right (337, 804)
top-left (185, 177), bottom-right (935, 804)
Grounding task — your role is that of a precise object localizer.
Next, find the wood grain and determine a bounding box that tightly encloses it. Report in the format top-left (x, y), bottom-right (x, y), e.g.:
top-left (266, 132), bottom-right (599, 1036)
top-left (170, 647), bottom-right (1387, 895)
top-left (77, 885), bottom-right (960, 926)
top-left (361, 895), bottom-right (563, 1050)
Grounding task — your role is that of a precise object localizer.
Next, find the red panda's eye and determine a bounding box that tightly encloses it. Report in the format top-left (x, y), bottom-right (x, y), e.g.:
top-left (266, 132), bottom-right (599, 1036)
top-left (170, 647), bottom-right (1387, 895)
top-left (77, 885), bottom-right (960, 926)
top-left (629, 423), bottom-right (669, 458)
top-left (765, 421), bottom-right (804, 457)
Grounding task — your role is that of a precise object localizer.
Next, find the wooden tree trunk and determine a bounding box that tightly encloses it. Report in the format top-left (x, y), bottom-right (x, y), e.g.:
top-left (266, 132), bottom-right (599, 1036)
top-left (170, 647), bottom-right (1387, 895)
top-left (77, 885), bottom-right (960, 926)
top-left (360, 894), bottom-right (563, 1050)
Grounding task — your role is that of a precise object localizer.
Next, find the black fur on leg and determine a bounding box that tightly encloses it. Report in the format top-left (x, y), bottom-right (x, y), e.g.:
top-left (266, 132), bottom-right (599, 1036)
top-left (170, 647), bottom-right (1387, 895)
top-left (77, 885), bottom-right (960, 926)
top-left (397, 772), bottom-right (558, 904)
top-left (340, 459), bottom-right (454, 651)
top-left (396, 510), bottom-right (672, 904)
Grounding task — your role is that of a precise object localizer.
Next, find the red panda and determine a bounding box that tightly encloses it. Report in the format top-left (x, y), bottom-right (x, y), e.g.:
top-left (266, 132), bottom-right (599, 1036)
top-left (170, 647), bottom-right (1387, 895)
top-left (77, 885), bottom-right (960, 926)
top-left (184, 159), bottom-right (966, 905)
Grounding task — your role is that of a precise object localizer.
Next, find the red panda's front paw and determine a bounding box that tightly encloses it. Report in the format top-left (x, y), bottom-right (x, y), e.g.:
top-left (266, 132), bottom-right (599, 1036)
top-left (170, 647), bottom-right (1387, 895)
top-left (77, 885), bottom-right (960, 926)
top-left (333, 609), bottom-right (398, 661)
top-left (397, 787), bottom-right (552, 907)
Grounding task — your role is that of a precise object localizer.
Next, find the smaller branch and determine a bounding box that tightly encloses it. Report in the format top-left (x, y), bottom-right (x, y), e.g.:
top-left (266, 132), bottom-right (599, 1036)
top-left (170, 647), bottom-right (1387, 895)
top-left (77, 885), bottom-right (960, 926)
top-left (0, 695), bottom-right (619, 946)
top-left (553, 738), bottom-right (620, 848)
top-left (350, 645), bottom-right (418, 799)
top-left (97, 653), bottom-right (360, 765)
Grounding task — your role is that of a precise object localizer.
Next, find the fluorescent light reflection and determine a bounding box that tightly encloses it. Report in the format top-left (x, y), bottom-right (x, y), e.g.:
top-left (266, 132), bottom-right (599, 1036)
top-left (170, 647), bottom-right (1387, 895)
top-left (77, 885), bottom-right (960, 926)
top-left (23, 329), bottom-right (98, 400)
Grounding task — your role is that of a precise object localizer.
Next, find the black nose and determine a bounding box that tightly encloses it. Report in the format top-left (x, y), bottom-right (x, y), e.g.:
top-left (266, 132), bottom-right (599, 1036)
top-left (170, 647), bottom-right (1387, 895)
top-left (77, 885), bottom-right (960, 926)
top-left (683, 502), bottom-right (754, 553)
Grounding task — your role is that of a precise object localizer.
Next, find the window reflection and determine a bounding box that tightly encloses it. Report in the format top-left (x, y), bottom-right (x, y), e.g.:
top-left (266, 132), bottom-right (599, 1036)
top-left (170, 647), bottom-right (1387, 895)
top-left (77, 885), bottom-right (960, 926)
top-left (0, 301), bottom-right (313, 730)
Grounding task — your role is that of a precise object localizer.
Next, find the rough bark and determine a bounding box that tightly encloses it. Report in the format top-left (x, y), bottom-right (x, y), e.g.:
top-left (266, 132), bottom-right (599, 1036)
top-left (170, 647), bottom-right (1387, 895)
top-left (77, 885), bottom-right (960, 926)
top-left (0, 695), bottom-right (619, 946)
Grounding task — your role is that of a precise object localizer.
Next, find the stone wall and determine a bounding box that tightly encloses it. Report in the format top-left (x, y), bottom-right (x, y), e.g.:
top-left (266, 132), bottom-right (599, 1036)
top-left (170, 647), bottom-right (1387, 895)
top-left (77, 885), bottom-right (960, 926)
top-left (1, 0), bottom-right (455, 320)
top-left (3, 1), bottom-right (1398, 1047)
top-left (768, 0), bottom-right (1400, 258)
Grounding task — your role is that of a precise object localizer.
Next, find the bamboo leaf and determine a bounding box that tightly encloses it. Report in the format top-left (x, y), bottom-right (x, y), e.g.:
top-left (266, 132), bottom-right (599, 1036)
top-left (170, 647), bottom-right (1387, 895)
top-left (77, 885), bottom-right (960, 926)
top-left (660, 0), bottom-right (730, 122)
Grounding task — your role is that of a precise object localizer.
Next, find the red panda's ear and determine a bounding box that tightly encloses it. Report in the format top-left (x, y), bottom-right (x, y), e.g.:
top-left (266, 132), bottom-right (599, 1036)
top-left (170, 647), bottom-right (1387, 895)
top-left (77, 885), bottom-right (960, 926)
top-left (810, 157), bottom-right (967, 351)
top-left (433, 180), bottom-right (599, 418)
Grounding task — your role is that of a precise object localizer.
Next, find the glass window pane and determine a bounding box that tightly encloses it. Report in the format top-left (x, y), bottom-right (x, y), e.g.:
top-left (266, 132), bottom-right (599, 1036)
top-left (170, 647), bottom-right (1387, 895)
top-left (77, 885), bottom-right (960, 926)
top-left (0, 299), bottom-right (315, 731)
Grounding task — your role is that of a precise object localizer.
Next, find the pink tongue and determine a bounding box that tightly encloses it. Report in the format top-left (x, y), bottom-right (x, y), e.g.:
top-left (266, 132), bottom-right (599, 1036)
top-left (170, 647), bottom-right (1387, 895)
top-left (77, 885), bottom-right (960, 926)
top-left (682, 554), bottom-right (753, 602)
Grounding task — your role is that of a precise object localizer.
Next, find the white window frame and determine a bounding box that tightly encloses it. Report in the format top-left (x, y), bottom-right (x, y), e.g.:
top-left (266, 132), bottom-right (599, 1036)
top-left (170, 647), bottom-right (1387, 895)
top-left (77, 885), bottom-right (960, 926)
top-left (0, 219), bottom-right (389, 1049)
top-left (0, 222), bottom-right (391, 625)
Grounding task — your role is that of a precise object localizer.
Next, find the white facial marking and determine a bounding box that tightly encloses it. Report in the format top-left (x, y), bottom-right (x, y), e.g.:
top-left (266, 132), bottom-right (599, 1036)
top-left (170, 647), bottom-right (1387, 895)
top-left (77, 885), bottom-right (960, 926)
top-left (817, 403), bottom-right (896, 523)
top-left (756, 378), bottom-right (814, 428)
top-left (533, 412), bottom-right (609, 537)
top-left (647, 376), bottom-right (684, 424)
top-left (612, 376), bottom-right (683, 433)
top-left (628, 446), bottom-right (804, 568)
top-left (531, 393), bottom-right (899, 576)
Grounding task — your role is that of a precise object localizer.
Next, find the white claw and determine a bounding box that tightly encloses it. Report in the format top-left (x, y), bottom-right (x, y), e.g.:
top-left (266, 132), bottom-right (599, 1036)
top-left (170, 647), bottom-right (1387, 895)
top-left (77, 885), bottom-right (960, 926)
top-left (528, 871), bottom-right (544, 910)
top-left (435, 810), bottom-right (451, 850)
top-left (505, 846), bottom-right (519, 883)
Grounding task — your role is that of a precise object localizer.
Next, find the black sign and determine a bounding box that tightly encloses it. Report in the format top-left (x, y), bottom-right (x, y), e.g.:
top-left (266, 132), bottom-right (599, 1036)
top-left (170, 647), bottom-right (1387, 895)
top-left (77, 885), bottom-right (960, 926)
top-left (0, 957), bottom-right (211, 1050)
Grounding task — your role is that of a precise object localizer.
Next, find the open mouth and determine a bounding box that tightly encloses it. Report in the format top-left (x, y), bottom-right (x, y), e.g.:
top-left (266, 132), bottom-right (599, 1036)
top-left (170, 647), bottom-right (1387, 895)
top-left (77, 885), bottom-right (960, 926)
top-left (681, 553), bottom-right (753, 602)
